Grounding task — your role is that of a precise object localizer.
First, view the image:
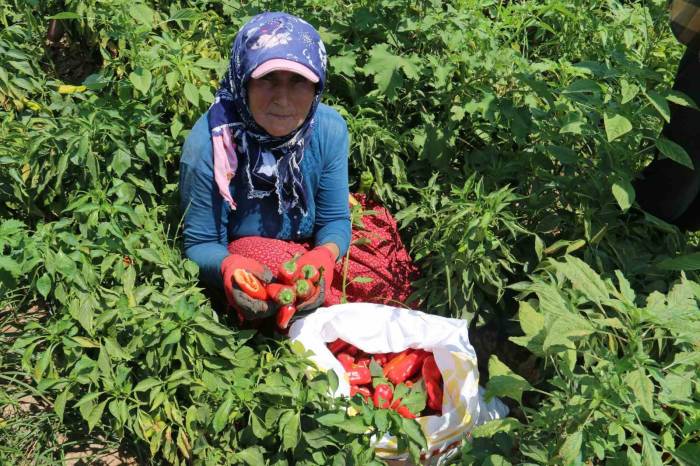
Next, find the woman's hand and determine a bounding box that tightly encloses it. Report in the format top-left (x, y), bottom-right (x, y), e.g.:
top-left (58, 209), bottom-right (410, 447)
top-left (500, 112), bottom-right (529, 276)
top-left (296, 245), bottom-right (337, 305)
top-left (221, 254), bottom-right (277, 320)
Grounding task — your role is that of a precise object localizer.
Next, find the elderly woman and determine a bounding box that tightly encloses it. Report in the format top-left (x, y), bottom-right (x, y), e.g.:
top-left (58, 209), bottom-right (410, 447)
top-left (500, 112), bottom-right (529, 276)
top-left (180, 12), bottom-right (415, 323)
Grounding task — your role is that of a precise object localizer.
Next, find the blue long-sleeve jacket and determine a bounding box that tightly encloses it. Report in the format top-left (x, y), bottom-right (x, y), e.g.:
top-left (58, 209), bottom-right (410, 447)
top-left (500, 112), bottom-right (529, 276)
top-left (179, 103), bottom-right (351, 290)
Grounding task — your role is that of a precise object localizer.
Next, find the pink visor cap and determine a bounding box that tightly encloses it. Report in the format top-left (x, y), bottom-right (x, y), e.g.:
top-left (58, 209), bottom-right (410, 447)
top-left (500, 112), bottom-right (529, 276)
top-left (251, 59), bottom-right (319, 83)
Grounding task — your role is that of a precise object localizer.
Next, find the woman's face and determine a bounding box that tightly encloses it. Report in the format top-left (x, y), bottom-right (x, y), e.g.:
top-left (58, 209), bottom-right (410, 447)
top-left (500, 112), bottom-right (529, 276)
top-left (247, 70), bottom-right (316, 137)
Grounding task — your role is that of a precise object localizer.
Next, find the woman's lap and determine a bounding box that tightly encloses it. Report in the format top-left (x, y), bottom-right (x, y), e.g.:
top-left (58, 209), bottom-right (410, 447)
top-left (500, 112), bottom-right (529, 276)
top-left (227, 195), bottom-right (418, 306)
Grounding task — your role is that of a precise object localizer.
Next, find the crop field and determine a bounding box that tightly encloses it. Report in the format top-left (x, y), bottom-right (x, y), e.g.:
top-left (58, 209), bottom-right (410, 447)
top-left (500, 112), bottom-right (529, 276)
top-left (0, 0), bottom-right (699, 464)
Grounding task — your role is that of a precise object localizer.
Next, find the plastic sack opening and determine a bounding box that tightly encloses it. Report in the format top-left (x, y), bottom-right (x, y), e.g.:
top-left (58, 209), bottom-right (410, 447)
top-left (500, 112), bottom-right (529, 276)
top-left (288, 303), bottom-right (509, 461)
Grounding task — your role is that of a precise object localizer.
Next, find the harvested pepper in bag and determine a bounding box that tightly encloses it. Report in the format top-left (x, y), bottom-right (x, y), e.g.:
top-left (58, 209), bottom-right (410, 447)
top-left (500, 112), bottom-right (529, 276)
top-left (384, 350), bottom-right (428, 385)
top-left (336, 353), bottom-right (355, 371)
top-left (346, 365), bottom-right (371, 385)
top-left (278, 256), bottom-right (299, 285)
top-left (350, 385), bottom-right (371, 400)
top-left (372, 384), bottom-right (393, 408)
top-left (355, 355), bottom-right (370, 367)
top-left (422, 355), bottom-right (443, 412)
top-left (328, 339), bottom-right (350, 355)
top-left (266, 283), bottom-right (296, 305)
top-left (344, 343), bottom-right (360, 357)
top-left (276, 304), bottom-right (297, 330)
top-left (391, 398), bottom-right (417, 419)
top-left (373, 353), bottom-right (391, 365)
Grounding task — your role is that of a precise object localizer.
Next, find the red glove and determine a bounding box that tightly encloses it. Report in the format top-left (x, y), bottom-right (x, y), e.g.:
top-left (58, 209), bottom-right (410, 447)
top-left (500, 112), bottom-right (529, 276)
top-left (221, 254), bottom-right (275, 320)
top-left (296, 246), bottom-right (336, 305)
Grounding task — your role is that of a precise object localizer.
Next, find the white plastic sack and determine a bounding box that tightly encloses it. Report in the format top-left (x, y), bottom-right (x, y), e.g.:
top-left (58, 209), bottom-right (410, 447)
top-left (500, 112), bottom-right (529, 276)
top-left (288, 302), bottom-right (508, 462)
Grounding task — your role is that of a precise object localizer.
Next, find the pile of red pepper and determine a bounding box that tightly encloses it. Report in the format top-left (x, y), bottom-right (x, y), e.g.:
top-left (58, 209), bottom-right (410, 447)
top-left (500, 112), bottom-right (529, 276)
top-left (232, 255), bottom-right (324, 330)
top-left (327, 339), bottom-right (444, 419)
top-left (270, 256), bottom-right (323, 329)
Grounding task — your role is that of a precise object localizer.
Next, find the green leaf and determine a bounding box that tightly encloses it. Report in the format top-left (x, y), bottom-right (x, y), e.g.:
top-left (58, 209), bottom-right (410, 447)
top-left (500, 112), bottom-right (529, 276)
top-left (666, 91), bottom-right (699, 110)
top-left (195, 317), bottom-right (235, 337)
top-left (169, 8), bottom-right (202, 21)
top-left (656, 252), bottom-right (700, 271)
top-left (317, 412), bottom-right (368, 434)
top-left (129, 4), bottom-right (155, 26)
top-left (74, 391), bottom-right (101, 409)
top-left (558, 430), bottom-right (582, 464)
top-left (659, 373), bottom-right (692, 402)
top-left (47, 11), bottom-right (80, 19)
top-left (604, 113), bottom-right (632, 142)
top-left (555, 256), bottom-right (609, 305)
top-left (620, 79), bottom-right (639, 104)
top-left (612, 179), bottom-right (635, 212)
top-left (250, 414), bottom-right (268, 439)
top-left (54, 388), bottom-right (69, 421)
top-left (471, 418), bottom-right (521, 438)
top-left (304, 428), bottom-right (336, 449)
top-left (401, 417), bottom-right (427, 449)
top-left (484, 355), bottom-right (532, 404)
top-left (212, 395), bottom-right (234, 433)
top-left (645, 90), bottom-right (671, 123)
top-left (373, 408), bottom-right (389, 432)
top-left (282, 411), bottom-right (300, 451)
top-left (34, 347), bottom-right (52, 381)
top-left (36, 273), bottom-right (52, 298)
top-left (362, 43), bottom-right (419, 99)
top-left (482, 455), bottom-right (512, 466)
top-left (162, 328), bottom-right (182, 346)
top-left (656, 137), bottom-right (694, 169)
top-left (129, 68), bottom-right (152, 95)
top-left (184, 82), bottom-right (200, 107)
top-left (331, 52), bottom-right (357, 77)
top-left (104, 337), bottom-right (131, 360)
top-left (562, 79), bottom-right (601, 95)
top-left (111, 149), bottom-right (131, 177)
top-left (0, 257), bottom-right (21, 276)
top-left (87, 400), bottom-right (107, 432)
top-left (642, 431), bottom-right (663, 466)
top-left (625, 368), bottom-right (654, 417)
top-left (234, 447), bottom-right (265, 466)
top-left (675, 443), bottom-right (700, 466)
top-left (134, 377), bottom-right (161, 392)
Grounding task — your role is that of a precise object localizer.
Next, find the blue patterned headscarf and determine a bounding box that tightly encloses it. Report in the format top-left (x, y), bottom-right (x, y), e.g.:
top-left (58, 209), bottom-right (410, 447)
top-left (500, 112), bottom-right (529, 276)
top-left (208, 12), bottom-right (327, 215)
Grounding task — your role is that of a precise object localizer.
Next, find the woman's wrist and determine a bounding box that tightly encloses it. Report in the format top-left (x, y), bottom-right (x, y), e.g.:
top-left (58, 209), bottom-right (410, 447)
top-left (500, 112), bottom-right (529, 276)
top-left (317, 243), bottom-right (340, 262)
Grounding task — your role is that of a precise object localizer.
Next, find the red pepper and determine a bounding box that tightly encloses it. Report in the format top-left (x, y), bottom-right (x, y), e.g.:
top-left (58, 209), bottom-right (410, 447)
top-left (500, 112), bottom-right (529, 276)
top-left (350, 385), bottom-right (371, 400)
top-left (391, 398), bottom-right (417, 419)
top-left (327, 339), bottom-right (350, 355)
top-left (372, 384), bottom-right (393, 408)
top-left (278, 257), bottom-right (298, 285)
top-left (296, 264), bottom-right (320, 283)
top-left (295, 279), bottom-right (314, 300)
top-left (355, 356), bottom-right (370, 367)
top-left (344, 344), bottom-right (360, 357)
top-left (384, 350), bottom-right (427, 385)
top-left (336, 352), bottom-right (355, 371)
top-left (422, 355), bottom-right (443, 412)
top-left (373, 353), bottom-right (390, 366)
top-left (346, 365), bottom-right (371, 385)
top-left (276, 304), bottom-right (297, 330)
top-left (233, 269), bottom-right (267, 300)
top-left (266, 283), bottom-right (296, 305)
